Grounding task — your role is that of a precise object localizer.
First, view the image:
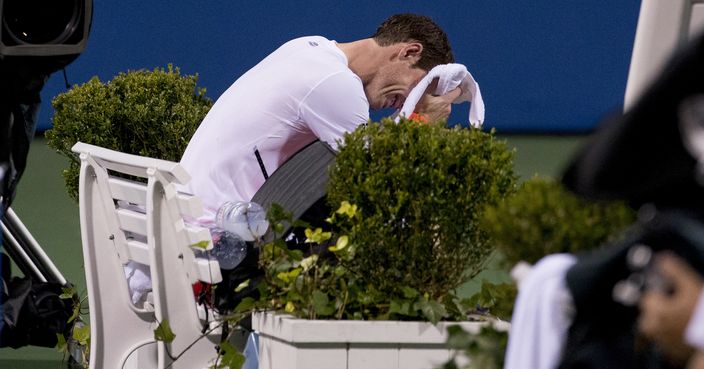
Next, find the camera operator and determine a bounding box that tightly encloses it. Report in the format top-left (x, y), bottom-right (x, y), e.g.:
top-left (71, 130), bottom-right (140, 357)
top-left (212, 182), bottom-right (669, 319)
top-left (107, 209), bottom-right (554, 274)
top-left (638, 252), bottom-right (704, 367)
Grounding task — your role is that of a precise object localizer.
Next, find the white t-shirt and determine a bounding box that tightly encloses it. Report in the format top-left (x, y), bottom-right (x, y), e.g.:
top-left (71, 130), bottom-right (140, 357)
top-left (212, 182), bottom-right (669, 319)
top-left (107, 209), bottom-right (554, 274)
top-left (180, 36), bottom-right (369, 221)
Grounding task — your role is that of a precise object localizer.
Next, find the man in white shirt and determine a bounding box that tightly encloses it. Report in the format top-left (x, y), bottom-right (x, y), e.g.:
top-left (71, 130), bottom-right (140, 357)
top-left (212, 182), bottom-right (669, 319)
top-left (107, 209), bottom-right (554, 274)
top-left (180, 14), bottom-right (459, 221)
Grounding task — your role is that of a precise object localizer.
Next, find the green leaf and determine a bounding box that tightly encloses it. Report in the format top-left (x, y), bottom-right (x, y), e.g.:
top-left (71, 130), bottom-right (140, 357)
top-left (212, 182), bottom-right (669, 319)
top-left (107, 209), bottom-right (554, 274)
top-left (154, 319), bottom-right (176, 343)
top-left (304, 228), bottom-right (314, 242)
top-left (55, 333), bottom-right (67, 353)
top-left (234, 279), bottom-right (250, 293)
top-left (190, 240), bottom-right (210, 249)
top-left (445, 325), bottom-right (473, 349)
top-left (285, 301), bottom-right (296, 313)
top-left (419, 299), bottom-right (447, 325)
top-left (335, 201), bottom-right (358, 218)
top-left (389, 299), bottom-right (412, 316)
top-left (234, 297), bottom-right (256, 314)
top-left (312, 290), bottom-right (335, 316)
top-left (304, 228), bottom-right (332, 243)
top-left (329, 235), bottom-right (349, 252)
top-left (218, 341), bottom-right (246, 369)
top-left (300, 255), bottom-right (318, 272)
top-left (277, 268), bottom-right (302, 283)
top-left (60, 287), bottom-right (75, 300)
top-left (67, 304), bottom-right (80, 323)
top-left (401, 286), bottom-right (419, 299)
top-left (72, 324), bottom-right (91, 346)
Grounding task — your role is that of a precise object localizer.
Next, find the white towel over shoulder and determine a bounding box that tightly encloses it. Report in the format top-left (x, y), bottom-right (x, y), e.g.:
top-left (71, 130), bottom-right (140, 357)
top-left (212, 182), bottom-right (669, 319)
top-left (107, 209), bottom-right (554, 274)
top-left (395, 63), bottom-right (485, 127)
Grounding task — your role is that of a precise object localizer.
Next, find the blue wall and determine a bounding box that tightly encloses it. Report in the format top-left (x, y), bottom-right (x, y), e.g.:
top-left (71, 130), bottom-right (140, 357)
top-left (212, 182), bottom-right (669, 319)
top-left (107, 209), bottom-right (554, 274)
top-left (36, 1), bottom-right (641, 134)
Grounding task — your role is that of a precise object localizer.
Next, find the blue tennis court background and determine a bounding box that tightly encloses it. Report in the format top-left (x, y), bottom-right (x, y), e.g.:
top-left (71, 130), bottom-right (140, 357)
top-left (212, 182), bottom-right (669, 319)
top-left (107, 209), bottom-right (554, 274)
top-left (36, 1), bottom-right (641, 134)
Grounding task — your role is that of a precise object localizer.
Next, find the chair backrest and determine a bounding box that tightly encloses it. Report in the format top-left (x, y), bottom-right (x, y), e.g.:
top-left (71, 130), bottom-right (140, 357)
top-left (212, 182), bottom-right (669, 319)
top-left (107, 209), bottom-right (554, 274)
top-left (72, 142), bottom-right (222, 369)
top-left (625, 0), bottom-right (704, 110)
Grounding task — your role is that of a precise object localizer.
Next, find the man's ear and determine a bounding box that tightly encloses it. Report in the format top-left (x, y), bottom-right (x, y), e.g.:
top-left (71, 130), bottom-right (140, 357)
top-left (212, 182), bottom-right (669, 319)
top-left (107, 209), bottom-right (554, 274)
top-left (399, 42), bottom-right (423, 64)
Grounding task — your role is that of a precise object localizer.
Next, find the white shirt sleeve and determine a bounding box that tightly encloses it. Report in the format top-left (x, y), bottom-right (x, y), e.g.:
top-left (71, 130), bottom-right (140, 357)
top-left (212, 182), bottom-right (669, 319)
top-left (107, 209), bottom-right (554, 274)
top-left (685, 290), bottom-right (704, 349)
top-left (299, 71), bottom-right (369, 150)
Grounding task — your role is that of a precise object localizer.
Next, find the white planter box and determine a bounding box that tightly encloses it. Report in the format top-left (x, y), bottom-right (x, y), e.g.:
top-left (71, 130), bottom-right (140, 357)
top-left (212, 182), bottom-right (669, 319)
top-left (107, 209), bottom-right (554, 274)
top-left (252, 311), bottom-right (510, 369)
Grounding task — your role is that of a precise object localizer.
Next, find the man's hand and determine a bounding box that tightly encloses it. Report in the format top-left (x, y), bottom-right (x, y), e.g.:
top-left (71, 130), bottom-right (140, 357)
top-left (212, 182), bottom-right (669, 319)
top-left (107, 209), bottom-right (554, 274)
top-left (414, 78), bottom-right (461, 123)
top-left (638, 253), bottom-right (704, 365)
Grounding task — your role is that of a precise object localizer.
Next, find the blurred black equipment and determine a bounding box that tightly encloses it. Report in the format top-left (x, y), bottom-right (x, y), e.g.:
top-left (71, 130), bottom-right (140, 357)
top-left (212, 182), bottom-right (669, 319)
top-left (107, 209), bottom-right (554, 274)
top-left (558, 31), bottom-right (704, 368)
top-left (0, 0), bottom-right (92, 351)
top-left (0, 0), bottom-right (93, 208)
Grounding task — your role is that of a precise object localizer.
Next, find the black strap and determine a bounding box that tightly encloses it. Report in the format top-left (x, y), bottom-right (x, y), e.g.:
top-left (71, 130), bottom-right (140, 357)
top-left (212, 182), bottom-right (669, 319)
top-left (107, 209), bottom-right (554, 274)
top-left (254, 146), bottom-right (268, 180)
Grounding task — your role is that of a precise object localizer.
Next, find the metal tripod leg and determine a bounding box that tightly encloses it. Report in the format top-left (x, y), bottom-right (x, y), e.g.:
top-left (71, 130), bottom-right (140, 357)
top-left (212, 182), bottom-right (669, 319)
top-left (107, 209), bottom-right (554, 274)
top-left (1, 207), bottom-right (67, 285)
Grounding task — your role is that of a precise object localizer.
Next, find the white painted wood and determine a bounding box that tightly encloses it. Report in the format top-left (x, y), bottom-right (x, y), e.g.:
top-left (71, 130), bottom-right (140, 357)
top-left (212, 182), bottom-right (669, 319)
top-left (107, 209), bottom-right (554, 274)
top-left (625, 0), bottom-right (704, 110)
top-left (253, 311), bottom-right (510, 369)
top-left (72, 141), bottom-right (222, 369)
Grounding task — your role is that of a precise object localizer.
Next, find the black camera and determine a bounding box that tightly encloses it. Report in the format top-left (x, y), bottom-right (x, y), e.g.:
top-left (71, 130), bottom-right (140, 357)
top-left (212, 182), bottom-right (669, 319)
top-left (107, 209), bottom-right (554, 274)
top-left (1, 0), bottom-right (92, 58)
top-left (0, 0), bottom-right (92, 207)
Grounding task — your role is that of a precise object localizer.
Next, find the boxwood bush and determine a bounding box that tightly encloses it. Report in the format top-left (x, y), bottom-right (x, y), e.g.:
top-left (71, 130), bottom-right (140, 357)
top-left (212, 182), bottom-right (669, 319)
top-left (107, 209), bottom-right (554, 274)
top-left (482, 176), bottom-right (637, 267)
top-left (45, 65), bottom-right (212, 201)
top-left (257, 119), bottom-right (516, 322)
top-left (322, 119), bottom-right (516, 319)
top-left (327, 119), bottom-right (516, 299)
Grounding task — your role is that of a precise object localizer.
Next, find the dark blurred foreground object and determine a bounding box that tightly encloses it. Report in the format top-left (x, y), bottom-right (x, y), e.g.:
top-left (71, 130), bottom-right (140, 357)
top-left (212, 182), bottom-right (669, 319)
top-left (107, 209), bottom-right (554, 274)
top-left (0, 0), bottom-right (92, 351)
top-left (562, 31), bottom-right (704, 211)
top-left (0, 0), bottom-right (92, 208)
top-left (559, 31), bottom-right (704, 368)
top-left (558, 209), bottom-right (704, 369)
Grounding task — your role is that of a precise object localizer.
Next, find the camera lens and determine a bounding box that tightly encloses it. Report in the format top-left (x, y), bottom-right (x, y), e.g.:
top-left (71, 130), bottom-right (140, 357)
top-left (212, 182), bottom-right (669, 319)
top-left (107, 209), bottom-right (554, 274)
top-left (2, 0), bottom-right (81, 45)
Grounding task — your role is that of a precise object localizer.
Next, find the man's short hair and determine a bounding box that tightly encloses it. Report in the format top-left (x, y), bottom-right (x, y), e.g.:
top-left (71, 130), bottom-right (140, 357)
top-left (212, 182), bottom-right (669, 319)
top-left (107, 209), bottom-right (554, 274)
top-left (372, 13), bottom-right (454, 71)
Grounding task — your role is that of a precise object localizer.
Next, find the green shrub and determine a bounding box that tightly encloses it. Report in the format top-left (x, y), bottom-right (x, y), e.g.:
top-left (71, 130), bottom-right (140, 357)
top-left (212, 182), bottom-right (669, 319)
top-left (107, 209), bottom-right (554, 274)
top-left (45, 65), bottom-right (213, 201)
top-left (482, 176), bottom-right (637, 267)
top-left (256, 120), bottom-right (516, 322)
top-left (322, 119), bottom-right (516, 318)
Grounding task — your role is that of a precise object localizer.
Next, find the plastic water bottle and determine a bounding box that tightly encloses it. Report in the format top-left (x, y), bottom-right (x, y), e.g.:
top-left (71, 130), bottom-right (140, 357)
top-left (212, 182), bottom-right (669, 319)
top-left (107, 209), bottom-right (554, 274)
top-left (215, 201), bottom-right (269, 241)
top-left (209, 228), bottom-right (247, 270)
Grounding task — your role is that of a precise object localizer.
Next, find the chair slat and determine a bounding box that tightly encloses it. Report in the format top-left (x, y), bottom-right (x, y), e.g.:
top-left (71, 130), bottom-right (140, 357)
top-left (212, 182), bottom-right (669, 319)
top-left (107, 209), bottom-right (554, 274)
top-left (116, 208), bottom-right (147, 237)
top-left (126, 240), bottom-right (150, 265)
top-left (108, 177), bottom-right (147, 205)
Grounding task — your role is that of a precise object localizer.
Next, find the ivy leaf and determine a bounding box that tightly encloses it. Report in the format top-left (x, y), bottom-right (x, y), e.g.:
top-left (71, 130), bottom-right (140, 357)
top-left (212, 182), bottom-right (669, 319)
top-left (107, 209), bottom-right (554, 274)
top-left (235, 279), bottom-right (250, 293)
top-left (154, 319), bottom-right (176, 343)
top-left (190, 240), bottom-right (210, 249)
top-left (401, 286), bottom-right (419, 299)
top-left (285, 301), bottom-right (296, 313)
top-left (300, 255), bottom-right (318, 272)
top-left (335, 201), bottom-right (358, 218)
top-left (329, 235), bottom-right (349, 252)
top-left (304, 228), bottom-right (314, 242)
top-left (277, 268), bottom-right (302, 283)
top-left (389, 299), bottom-right (412, 316)
top-left (312, 290), bottom-right (335, 316)
top-left (55, 333), bottom-right (67, 353)
top-left (445, 325), bottom-right (473, 349)
top-left (67, 304), bottom-right (80, 323)
top-left (218, 341), bottom-right (246, 369)
top-left (304, 228), bottom-right (332, 243)
top-left (292, 219), bottom-right (312, 229)
top-left (73, 324), bottom-right (91, 346)
top-left (60, 287), bottom-right (75, 300)
top-left (418, 299), bottom-right (447, 325)
top-left (234, 297), bottom-right (256, 314)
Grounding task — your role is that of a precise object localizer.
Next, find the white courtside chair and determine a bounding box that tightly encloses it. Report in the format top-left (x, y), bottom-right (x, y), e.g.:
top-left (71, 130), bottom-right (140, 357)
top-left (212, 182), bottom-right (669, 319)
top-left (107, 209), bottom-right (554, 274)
top-left (625, 0), bottom-right (704, 110)
top-left (72, 142), bottom-right (222, 369)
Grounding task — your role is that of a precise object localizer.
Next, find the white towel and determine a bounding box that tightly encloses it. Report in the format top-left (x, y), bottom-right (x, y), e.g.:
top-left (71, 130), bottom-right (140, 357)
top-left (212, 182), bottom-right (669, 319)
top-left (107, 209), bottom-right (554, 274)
top-left (395, 63), bottom-right (485, 127)
top-left (504, 254), bottom-right (577, 369)
top-left (124, 260), bottom-right (152, 306)
top-left (686, 291), bottom-right (704, 349)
